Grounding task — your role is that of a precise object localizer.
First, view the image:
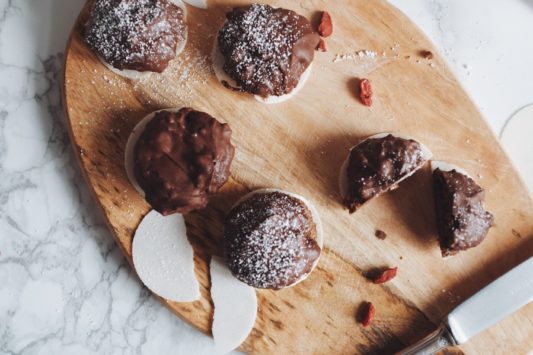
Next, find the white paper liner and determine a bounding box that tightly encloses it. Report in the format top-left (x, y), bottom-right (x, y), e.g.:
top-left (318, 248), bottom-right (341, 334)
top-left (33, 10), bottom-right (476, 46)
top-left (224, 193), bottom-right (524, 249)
top-left (182, 0), bottom-right (207, 9)
top-left (132, 210), bottom-right (200, 302)
top-left (211, 256), bottom-right (257, 354)
top-left (431, 160), bottom-right (472, 178)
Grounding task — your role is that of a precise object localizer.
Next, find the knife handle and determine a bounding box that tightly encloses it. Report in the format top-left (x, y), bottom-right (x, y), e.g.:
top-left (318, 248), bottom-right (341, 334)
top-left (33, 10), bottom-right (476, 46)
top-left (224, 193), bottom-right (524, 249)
top-left (395, 323), bottom-right (457, 355)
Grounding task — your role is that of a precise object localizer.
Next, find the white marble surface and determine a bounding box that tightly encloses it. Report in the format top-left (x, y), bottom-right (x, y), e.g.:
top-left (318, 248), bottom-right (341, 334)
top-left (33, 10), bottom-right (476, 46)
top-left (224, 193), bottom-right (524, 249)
top-left (0, 1), bottom-right (531, 354)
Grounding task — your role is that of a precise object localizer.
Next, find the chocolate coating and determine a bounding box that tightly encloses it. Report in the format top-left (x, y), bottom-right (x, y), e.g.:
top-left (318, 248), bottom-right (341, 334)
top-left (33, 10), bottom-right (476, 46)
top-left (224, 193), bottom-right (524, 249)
top-left (433, 168), bottom-right (494, 256)
top-left (224, 191), bottom-right (321, 290)
top-left (343, 134), bottom-right (428, 213)
top-left (134, 109), bottom-right (234, 215)
top-left (218, 4), bottom-right (320, 98)
top-left (85, 0), bottom-right (186, 73)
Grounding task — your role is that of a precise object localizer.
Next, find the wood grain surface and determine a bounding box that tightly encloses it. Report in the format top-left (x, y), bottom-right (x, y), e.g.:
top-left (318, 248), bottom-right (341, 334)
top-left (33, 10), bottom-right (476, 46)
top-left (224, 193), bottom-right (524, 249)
top-left (63, 0), bottom-right (533, 353)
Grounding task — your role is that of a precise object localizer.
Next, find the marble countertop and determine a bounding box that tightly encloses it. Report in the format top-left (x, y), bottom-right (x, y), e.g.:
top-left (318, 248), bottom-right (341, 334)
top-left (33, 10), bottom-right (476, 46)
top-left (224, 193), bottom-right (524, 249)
top-left (0, 1), bottom-right (531, 354)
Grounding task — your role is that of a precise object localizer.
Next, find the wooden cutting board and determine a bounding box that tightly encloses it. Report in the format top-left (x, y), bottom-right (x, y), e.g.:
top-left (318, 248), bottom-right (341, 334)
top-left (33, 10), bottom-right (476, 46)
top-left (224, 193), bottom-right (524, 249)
top-left (62, 0), bottom-right (533, 353)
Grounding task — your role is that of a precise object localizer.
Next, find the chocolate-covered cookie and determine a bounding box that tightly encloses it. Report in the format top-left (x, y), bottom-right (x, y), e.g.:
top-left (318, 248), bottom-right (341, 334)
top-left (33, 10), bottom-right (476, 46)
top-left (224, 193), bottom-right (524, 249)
top-left (224, 189), bottom-right (323, 290)
top-left (432, 162), bottom-right (494, 256)
top-left (340, 133), bottom-right (432, 213)
top-left (85, 0), bottom-right (187, 75)
top-left (215, 4), bottom-right (320, 102)
top-left (126, 108), bottom-right (234, 215)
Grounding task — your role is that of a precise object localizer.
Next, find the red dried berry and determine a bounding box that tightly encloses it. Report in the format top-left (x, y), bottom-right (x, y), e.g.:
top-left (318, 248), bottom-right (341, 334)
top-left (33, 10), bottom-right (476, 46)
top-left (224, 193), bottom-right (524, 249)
top-left (359, 78), bottom-right (373, 107)
top-left (316, 38), bottom-right (327, 52)
top-left (361, 302), bottom-right (375, 327)
top-left (372, 267), bottom-right (398, 284)
top-left (318, 11), bottom-right (333, 37)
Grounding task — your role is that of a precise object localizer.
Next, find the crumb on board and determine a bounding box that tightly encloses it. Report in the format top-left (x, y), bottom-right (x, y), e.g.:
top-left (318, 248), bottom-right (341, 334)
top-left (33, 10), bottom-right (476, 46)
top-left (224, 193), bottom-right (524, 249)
top-left (333, 50), bottom-right (377, 62)
top-left (375, 229), bottom-right (387, 240)
top-left (419, 49), bottom-right (433, 59)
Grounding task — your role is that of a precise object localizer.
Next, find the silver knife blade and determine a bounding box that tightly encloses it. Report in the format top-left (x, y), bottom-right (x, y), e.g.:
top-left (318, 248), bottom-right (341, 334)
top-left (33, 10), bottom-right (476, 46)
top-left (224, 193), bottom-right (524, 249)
top-left (397, 257), bottom-right (533, 355)
top-left (446, 257), bottom-right (533, 344)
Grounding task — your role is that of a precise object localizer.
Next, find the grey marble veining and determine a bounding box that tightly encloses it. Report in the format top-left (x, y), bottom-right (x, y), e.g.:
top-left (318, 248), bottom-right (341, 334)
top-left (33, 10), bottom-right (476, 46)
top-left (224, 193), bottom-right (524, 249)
top-left (0, 1), bottom-right (219, 354)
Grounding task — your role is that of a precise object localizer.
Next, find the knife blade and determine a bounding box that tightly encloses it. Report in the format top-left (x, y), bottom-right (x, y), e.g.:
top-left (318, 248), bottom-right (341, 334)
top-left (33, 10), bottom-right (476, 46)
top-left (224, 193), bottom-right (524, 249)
top-left (397, 257), bottom-right (533, 355)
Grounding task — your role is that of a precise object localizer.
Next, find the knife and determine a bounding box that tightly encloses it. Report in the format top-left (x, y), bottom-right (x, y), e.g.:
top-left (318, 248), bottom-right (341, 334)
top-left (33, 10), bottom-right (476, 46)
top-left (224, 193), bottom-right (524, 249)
top-left (396, 257), bottom-right (533, 355)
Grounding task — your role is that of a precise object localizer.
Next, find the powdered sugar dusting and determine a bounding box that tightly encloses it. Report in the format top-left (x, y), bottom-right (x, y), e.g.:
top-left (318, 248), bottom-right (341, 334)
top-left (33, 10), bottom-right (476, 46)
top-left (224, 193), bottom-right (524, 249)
top-left (85, 0), bottom-right (187, 72)
top-left (135, 44), bottom-right (212, 106)
top-left (225, 191), bottom-right (320, 289)
top-left (333, 50), bottom-right (378, 62)
top-left (78, 24), bottom-right (211, 116)
top-left (218, 4), bottom-right (315, 97)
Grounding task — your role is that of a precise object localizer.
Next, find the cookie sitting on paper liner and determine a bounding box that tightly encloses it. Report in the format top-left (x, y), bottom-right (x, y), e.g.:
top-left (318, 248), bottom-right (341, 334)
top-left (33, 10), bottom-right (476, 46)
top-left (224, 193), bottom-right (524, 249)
top-left (213, 4), bottom-right (320, 104)
top-left (224, 188), bottom-right (324, 290)
top-left (85, 0), bottom-right (188, 79)
top-left (431, 161), bottom-right (494, 257)
top-left (125, 107), bottom-right (235, 215)
top-left (339, 133), bottom-right (432, 213)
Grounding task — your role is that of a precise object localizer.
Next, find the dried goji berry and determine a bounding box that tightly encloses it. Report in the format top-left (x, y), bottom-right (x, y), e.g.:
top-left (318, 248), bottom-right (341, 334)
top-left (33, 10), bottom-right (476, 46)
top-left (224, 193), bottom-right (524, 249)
top-left (372, 267), bottom-right (398, 284)
top-left (316, 38), bottom-right (327, 52)
top-left (361, 302), bottom-right (375, 327)
top-left (318, 11), bottom-right (333, 37)
top-left (359, 78), bottom-right (373, 106)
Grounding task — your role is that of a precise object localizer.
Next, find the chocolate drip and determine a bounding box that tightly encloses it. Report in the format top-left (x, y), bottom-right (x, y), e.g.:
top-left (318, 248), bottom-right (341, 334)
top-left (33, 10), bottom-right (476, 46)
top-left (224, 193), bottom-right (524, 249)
top-left (344, 134), bottom-right (428, 213)
top-left (134, 109), bottom-right (234, 215)
top-left (433, 168), bottom-right (494, 256)
top-left (218, 4), bottom-right (319, 98)
top-left (85, 0), bottom-right (186, 73)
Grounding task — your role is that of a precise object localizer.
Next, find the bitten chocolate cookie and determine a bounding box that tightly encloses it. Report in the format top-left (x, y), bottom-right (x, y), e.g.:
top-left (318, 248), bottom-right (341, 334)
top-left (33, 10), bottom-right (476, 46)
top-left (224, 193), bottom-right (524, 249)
top-left (85, 0), bottom-right (187, 78)
top-left (125, 108), bottom-right (234, 215)
top-left (214, 4), bottom-right (320, 103)
top-left (224, 189), bottom-right (323, 290)
top-left (340, 133), bottom-right (432, 213)
top-left (431, 161), bottom-right (494, 257)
